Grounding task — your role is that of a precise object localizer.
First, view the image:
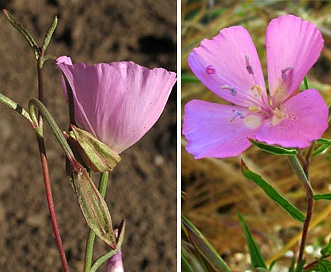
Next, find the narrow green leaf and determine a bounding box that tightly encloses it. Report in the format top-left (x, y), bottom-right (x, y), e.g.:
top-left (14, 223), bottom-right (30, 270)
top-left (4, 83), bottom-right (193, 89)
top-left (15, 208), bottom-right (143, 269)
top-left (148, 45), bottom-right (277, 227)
top-left (182, 73), bottom-right (200, 82)
top-left (181, 255), bottom-right (195, 272)
top-left (250, 139), bottom-right (298, 155)
top-left (41, 16), bottom-right (58, 54)
top-left (237, 212), bottom-right (267, 270)
top-left (182, 215), bottom-right (231, 272)
top-left (2, 9), bottom-right (39, 59)
top-left (241, 160), bottom-right (305, 222)
top-left (314, 194), bottom-right (331, 201)
top-left (312, 139), bottom-right (331, 157)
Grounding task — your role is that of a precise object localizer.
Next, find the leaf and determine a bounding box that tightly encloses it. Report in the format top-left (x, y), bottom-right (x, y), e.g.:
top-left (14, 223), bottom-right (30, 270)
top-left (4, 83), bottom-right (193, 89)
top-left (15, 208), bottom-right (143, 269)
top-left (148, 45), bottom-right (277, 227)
top-left (250, 139), bottom-right (298, 155)
top-left (314, 194), bottom-right (331, 201)
top-left (241, 160), bottom-right (305, 222)
top-left (321, 239), bottom-right (331, 257)
top-left (182, 73), bottom-right (201, 82)
top-left (182, 215), bottom-right (231, 272)
top-left (312, 139), bottom-right (331, 157)
top-left (237, 212), bottom-right (267, 270)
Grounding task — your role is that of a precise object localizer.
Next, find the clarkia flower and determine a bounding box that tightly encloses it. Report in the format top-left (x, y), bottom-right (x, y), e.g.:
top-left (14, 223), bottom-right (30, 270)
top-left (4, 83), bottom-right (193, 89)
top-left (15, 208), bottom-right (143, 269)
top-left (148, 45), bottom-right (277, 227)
top-left (57, 56), bottom-right (176, 154)
top-left (183, 15), bottom-right (328, 159)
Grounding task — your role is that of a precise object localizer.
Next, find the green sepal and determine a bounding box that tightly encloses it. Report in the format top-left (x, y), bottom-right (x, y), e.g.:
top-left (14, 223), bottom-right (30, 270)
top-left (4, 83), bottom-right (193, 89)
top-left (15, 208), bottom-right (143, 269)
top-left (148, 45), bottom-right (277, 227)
top-left (241, 159), bottom-right (305, 222)
top-left (237, 212), bottom-right (267, 270)
top-left (250, 139), bottom-right (298, 155)
top-left (182, 215), bottom-right (231, 272)
top-left (70, 160), bottom-right (116, 249)
top-left (68, 125), bottom-right (121, 172)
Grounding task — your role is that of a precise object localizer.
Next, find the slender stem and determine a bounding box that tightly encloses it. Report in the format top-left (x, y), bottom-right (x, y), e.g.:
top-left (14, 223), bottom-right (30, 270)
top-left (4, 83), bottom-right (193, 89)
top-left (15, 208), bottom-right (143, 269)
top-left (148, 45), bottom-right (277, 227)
top-left (288, 155), bottom-right (314, 268)
top-left (36, 134), bottom-right (69, 272)
top-left (35, 66), bottom-right (69, 271)
top-left (84, 172), bottom-right (110, 272)
top-left (29, 98), bottom-right (75, 160)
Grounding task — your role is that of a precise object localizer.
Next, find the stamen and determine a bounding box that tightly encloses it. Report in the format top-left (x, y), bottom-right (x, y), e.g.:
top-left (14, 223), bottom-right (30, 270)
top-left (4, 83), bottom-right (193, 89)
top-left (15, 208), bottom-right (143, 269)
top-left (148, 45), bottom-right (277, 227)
top-left (281, 66), bottom-right (294, 81)
top-left (251, 84), bottom-right (263, 96)
top-left (245, 55), bottom-right (254, 75)
top-left (248, 105), bottom-right (261, 113)
top-left (274, 108), bottom-right (283, 119)
top-left (221, 85), bottom-right (237, 96)
top-left (273, 78), bottom-right (282, 97)
top-left (230, 111), bottom-right (245, 122)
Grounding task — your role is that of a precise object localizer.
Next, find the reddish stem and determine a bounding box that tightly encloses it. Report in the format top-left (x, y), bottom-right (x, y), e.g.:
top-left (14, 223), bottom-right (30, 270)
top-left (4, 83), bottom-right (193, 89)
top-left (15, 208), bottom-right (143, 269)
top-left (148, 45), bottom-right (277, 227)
top-left (36, 134), bottom-right (69, 272)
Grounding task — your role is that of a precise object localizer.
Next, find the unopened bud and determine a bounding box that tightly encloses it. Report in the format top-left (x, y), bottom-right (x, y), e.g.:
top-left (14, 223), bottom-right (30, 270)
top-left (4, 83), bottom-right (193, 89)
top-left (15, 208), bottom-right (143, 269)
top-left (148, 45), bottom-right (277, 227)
top-left (70, 160), bottom-right (116, 249)
top-left (68, 125), bottom-right (121, 172)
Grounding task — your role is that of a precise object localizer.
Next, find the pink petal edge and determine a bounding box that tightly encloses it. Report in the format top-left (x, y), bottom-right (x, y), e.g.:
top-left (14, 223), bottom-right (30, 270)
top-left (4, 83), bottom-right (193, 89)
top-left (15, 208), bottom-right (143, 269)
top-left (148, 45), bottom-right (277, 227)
top-left (256, 89), bottom-right (328, 148)
top-left (266, 15), bottom-right (324, 104)
top-left (188, 26), bottom-right (266, 108)
top-left (183, 100), bottom-right (262, 159)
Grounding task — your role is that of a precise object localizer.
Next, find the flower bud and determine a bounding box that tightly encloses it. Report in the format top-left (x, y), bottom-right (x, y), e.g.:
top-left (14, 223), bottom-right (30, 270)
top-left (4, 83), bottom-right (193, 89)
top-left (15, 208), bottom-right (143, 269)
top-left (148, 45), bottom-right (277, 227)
top-left (68, 125), bottom-right (121, 172)
top-left (70, 159), bottom-right (116, 249)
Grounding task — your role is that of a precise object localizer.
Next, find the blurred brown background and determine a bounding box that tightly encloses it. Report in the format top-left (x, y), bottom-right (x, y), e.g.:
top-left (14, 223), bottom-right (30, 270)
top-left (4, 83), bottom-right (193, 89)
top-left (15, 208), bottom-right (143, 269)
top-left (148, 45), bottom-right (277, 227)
top-left (0, 0), bottom-right (176, 271)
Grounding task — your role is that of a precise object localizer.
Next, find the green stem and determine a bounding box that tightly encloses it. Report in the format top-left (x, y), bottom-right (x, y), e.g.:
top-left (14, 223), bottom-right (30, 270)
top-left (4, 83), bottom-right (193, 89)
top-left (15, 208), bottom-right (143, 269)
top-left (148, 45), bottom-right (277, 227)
top-left (84, 171), bottom-right (109, 272)
top-left (90, 247), bottom-right (120, 272)
top-left (288, 155), bottom-right (314, 268)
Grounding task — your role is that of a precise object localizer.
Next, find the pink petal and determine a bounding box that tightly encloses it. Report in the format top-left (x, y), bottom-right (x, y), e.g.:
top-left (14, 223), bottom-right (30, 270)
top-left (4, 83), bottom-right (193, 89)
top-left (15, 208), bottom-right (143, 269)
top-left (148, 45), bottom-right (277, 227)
top-left (183, 100), bottom-right (263, 158)
top-left (256, 89), bottom-right (328, 148)
top-left (188, 26), bottom-right (266, 108)
top-left (266, 15), bottom-right (324, 105)
top-left (57, 57), bottom-right (176, 154)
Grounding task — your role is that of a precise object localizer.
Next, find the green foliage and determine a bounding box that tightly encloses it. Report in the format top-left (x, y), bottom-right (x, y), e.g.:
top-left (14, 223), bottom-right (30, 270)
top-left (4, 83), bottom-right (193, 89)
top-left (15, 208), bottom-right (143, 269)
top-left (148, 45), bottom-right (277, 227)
top-left (238, 212), bottom-right (267, 270)
top-left (182, 215), bottom-right (231, 272)
top-left (250, 139), bottom-right (298, 155)
top-left (241, 160), bottom-right (305, 222)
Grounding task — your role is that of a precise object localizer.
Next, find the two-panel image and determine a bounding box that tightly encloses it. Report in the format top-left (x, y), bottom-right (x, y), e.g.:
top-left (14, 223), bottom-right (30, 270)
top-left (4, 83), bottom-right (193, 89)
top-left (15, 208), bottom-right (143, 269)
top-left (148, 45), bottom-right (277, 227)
top-left (0, 1), bottom-right (330, 271)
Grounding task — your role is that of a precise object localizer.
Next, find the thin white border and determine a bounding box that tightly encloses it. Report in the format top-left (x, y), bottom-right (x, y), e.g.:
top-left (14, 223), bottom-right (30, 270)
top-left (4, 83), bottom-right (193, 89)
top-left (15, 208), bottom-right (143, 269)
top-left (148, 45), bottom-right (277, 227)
top-left (177, 0), bottom-right (182, 271)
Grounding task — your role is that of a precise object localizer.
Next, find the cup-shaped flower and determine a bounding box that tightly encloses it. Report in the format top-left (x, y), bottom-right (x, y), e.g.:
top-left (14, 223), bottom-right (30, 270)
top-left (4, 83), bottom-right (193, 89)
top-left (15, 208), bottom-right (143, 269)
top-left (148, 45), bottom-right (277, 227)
top-left (57, 56), bottom-right (176, 154)
top-left (183, 15), bottom-right (328, 159)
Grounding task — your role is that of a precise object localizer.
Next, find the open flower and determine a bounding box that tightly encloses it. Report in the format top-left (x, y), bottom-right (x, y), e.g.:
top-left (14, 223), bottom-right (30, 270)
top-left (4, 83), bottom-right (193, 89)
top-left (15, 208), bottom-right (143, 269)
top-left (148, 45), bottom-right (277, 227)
top-left (183, 15), bottom-right (328, 159)
top-left (57, 56), bottom-right (176, 154)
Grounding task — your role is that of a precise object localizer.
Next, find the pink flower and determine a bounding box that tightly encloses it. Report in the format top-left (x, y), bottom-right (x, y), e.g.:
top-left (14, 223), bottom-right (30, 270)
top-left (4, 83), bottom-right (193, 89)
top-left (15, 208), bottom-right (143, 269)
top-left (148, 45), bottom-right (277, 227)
top-left (183, 15), bottom-right (328, 159)
top-left (57, 56), bottom-right (176, 154)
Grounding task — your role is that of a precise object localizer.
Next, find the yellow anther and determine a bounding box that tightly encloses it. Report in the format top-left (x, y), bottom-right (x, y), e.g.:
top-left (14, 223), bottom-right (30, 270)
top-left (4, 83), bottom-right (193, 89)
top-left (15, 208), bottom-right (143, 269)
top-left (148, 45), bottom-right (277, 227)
top-left (248, 106), bottom-right (261, 113)
top-left (251, 84), bottom-right (263, 96)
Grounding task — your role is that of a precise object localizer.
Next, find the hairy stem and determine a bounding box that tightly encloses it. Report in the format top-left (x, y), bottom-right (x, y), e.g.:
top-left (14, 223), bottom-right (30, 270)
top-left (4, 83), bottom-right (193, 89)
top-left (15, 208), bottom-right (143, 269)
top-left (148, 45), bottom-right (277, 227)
top-left (84, 171), bottom-right (110, 272)
top-left (288, 155), bottom-right (314, 268)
